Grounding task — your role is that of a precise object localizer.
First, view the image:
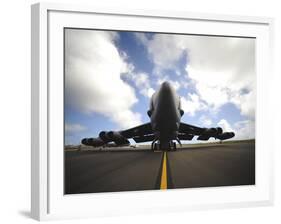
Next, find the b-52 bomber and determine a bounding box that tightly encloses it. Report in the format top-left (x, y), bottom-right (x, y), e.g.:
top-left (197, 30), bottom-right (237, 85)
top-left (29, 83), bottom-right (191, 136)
top-left (81, 82), bottom-right (235, 151)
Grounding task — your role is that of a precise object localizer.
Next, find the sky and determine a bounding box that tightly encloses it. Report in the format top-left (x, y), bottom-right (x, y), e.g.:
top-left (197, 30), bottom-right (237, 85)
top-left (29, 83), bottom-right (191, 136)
top-left (64, 28), bottom-right (256, 145)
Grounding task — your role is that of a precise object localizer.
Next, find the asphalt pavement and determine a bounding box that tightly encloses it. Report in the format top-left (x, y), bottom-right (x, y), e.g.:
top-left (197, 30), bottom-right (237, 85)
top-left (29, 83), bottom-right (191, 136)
top-left (64, 140), bottom-right (255, 194)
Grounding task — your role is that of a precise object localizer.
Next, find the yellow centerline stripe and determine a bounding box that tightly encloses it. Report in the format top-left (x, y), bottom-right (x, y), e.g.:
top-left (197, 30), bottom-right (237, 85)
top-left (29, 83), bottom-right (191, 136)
top-left (160, 152), bottom-right (167, 190)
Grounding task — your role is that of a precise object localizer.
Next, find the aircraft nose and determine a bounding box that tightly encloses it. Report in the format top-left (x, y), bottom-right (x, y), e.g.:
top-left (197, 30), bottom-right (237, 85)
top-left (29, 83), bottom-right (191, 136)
top-left (161, 81), bottom-right (171, 89)
top-left (160, 81), bottom-right (173, 95)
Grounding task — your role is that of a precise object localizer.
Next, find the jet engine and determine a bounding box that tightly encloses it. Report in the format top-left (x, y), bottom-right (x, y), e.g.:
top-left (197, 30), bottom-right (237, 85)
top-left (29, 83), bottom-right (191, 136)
top-left (217, 132), bottom-right (235, 140)
top-left (99, 131), bottom-right (111, 143)
top-left (203, 128), bottom-right (217, 136)
top-left (216, 127), bottom-right (223, 135)
top-left (197, 127), bottom-right (223, 140)
top-left (107, 131), bottom-right (130, 145)
top-left (203, 127), bottom-right (223, 136)
top-left (81, 137), bottom-right (105, 147)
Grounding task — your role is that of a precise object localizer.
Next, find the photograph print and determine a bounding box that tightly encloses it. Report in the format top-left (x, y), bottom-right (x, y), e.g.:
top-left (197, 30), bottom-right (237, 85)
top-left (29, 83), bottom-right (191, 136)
top-left (64, 28), bottom-right (255, 194)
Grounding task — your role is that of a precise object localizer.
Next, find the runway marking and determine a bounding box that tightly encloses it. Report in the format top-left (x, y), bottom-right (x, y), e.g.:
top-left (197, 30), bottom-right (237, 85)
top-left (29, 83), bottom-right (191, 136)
top-left (160, 152), bottom-right (167, 190)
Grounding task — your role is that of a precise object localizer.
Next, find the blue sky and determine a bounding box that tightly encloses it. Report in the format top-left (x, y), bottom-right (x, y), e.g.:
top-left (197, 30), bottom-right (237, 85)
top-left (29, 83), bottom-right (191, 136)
top-left (64, 29), bottom-right (255, 145)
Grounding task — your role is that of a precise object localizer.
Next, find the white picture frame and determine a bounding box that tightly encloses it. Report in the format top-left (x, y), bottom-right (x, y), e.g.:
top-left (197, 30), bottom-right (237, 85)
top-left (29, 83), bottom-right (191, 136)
top-left (31, 2), bottom-right (274, 221)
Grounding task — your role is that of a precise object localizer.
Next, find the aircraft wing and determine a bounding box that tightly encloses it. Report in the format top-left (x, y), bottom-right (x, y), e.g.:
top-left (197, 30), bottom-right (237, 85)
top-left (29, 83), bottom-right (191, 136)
top-left (121, 123), bottom-right (155, 143)
top-left (120, 122), bottom-right (153, 138)
top-left (178, 122), bottom-right (235, 141)
top-left (81, 122), bottom-right (154, 146)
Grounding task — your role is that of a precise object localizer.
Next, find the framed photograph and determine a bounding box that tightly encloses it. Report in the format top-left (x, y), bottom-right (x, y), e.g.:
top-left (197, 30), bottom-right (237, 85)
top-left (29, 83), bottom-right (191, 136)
top-left (31, 2), bottom-right (274, 221)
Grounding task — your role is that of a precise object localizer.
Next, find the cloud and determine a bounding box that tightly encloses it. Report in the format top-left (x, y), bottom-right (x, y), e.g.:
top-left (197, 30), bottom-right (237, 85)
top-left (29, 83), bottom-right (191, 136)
top-left (217, 119), bottom-right (255, 140)
top-left (181, 93), bottom-right (207, 116)
top-left (233, 120), bottom-right (255, 139)
top-left (199, 115), bottom-right (212, 127)
top-left (230, 89), bottom-right (256, 119)
top-left (135, 33), bottom-right (185, 76)
top-left (218, 119), bottom-right (235, 132)
top-left (65, 29), bottom-right (142, 129)
top-left (65, 123), bottom-right (87, 133)
top-left (185, 35), bottom-right (255, 117)
top-left (123, 72), bottom-right (155, 98)
top-left (136, 33), bottom-right (255, 119)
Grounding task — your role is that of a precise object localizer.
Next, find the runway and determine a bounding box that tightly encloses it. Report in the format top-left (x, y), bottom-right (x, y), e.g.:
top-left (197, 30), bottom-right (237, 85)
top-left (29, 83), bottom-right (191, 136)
top-left (64, 140), bottom-right (255, 194)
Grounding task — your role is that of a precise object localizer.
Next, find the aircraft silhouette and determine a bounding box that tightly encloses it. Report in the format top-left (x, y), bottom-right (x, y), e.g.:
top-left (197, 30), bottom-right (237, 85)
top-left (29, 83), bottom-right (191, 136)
top-left (81, 81), bottom-right (235, 151)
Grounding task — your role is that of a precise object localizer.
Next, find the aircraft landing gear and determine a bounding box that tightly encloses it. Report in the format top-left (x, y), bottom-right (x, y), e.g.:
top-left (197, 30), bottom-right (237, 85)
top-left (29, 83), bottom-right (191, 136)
top-left (173, 142), bottom-right (177, 151)
top-left (151, 140), bottom-right (177, 151)
top-left (151, 142), bottom-right (161, 151)
top-left (154, 143), bottom-right (160, 151)
top-left (151, 139), bottom-right (158, 151)
top-left (169, 141), bottom-right (177, 151)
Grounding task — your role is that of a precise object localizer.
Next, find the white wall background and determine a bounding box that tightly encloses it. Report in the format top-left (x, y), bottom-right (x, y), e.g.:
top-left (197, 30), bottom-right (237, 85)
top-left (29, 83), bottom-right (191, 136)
top-left (0, 0), bottom-right (280, 223)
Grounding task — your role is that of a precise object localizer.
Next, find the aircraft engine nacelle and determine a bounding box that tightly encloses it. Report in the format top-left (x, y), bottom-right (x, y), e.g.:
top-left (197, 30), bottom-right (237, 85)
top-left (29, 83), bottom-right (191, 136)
top-left (216, 127), bottom-right (223, 135)
top-left (198, 127), bottom-right (223, 140)
top-left (107, 131), bottom-right (130, 145)
top-left (81, 137), bottom-right (105, 147)
top-left (204, 127), bottom-right (223, 136)
top-left (217, 132), bottom-right (235, 140)
top-left (204, 128), bottom-right (217, 136)
top-left (99, 131), bottom-right (111, 143)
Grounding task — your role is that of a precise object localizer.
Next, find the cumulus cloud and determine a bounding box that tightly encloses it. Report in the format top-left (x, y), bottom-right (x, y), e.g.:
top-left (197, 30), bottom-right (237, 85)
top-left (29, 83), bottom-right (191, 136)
top-left (136, 33), bottom-right (256, 119)
top-left (233, 120), bottom-right (255, 139)
top-left (65, 123), bottom-right (87, 133)
top-left (123, 71), bottom-right (155, 98)
top-left (185, 36), bottom-right (255, 117)
top-left (218, 119), bottom-right (235, 132)
top-left (65, 29), bottom-right (142, 129)
top-left (217, 119), bottom-right (255, 140)
top-left (181, 93), bottom-right (207, 116)
top-left (199, 115), bottom-right (212, 127)
top-left (135, 33), bottom-right (184, 71)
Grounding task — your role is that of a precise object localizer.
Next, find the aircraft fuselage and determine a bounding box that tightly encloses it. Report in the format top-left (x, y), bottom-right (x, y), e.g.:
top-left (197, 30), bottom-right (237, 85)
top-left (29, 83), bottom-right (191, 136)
top-left (148, 82), bottom-right (182, 149)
